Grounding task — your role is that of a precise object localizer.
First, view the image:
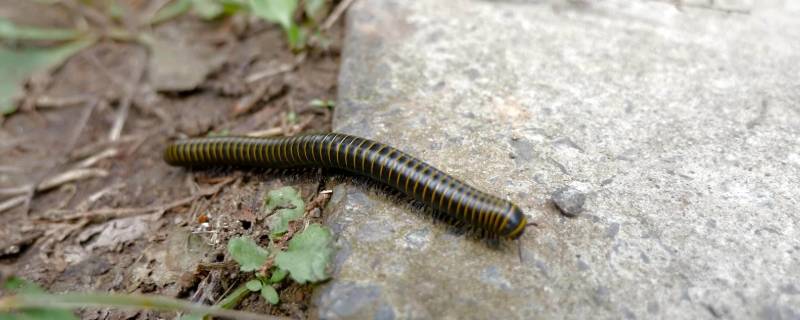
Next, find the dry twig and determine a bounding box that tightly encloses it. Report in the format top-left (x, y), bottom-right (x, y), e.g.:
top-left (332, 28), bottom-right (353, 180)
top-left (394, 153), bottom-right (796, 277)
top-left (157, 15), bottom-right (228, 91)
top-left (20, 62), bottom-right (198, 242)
top-left (109, 48), bottom-right (148, 141)
top-left (37, 176), bottom-right (236, 224)
top-left (245, 115), bottom-right (314, 137)
top-left (322, 0), bottom-right (358, 31)
top-left (245, 52), bottom-right (307, 83)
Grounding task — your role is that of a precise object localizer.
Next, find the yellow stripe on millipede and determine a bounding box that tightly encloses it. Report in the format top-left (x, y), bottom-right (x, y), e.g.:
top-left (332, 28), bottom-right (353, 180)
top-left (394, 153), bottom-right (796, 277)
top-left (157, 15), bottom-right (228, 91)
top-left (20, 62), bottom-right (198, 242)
top-left (242, 140), bottom-right (248, 163)
top-left (309, 136), bottom-right (317, 163)
top-left (498, 209), bottom-right (510, 234)
top-left (325, 135), bottom-right (335, 165)
top-left (258, 140), bottom-right (264, 163)
top-left (334, 135), bottom-right (345, 167)
top-left (246, 141), bottom-right (253, 163)
top-left (181, 143), bottom-right (187, 162)
top-left (361, 141), bottom-right (376, 172)
top-left (438, 179), bottom-right (453, 211)
top-left (405, 161), bottom-right (421, 194)
top-left (479, 197), bottom-right (490, 228)
top-left (421, 172), bottom-right (435, 203)
top-left (384, 149), bottom-right (398, 183)
top-left (281, 138), bottom-right (286, 163)
top-left (463, 193), bottom-right (476, 222)
top-left (229, 139), bottom-right (235, 161)
top-left (294, 137), bottom-right (302, 163)
top-left (428, 174), bottom-right (443, 207)
top-left (290, 137), bottom-right (297, 163)
top-left (488, 202), bottom-right (501, 232)
top-left (168, 146), bottom-right (175, 163)
top-left (412, 165), bottom-right (429, 199)
top-left (352, 138), bottom-right (367, 171)
top-left (371, 145), bottom-right (388, 177)
top-left (488, 200), bottom-right (500, 231)
top-left (271, 139), bottom-right (278, 163)
top-left (198, 142), bottom-right (204, 162)
top-left (507, 218), bottom-right (526, 238)
top-left (494, 202), bottom-right (508, 232)
top-left (342, 136), bottom-right (353, 168)
top-left (175, 144), bottom-right (181, 162)
top-left (317, 134), bottom-right (328, 164)
top-left (380, 149), bottom-right (396, 181)
top-left (394, 156), bottom-right (409, 189)
top-left (454, 188), bottom-right (466, 219)
top-left (483, 201), bottom-right (494, 229)
top-left (445, 182), bottom-right (458, 214)
top-left (302, 137), bottom-right (310, 164)
top-left (235, 139), bottom-right (241, 161)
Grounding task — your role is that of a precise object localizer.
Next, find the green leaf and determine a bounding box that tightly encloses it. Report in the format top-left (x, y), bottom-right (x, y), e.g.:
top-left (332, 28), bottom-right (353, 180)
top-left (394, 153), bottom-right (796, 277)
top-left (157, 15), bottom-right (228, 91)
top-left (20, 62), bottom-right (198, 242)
top-left (178, 314), bottom-right (204, 320)
top-left (3, 276), bottom-right (43, 293)
top-left (260, 285), bottom-right (279, 305)
top-left (309, 99), bottom-right (334, 109)
top-left (107, 0), bottom-right (128, 20)
top-left (227, 237), bottom-right (269, 272)
top-left (217, 283), bottom-right (252, 309)
top-left (274, 224), bottom-right (333, 284)
top-left (0, 18), bottom-right (82, 41)
top-left (285, 24), bottom-right (306, 50)
top-left (192, 0), bottom-right (225, 19)
top-left (249, 0), bottom-right (297, 30)
top-left (264, 186), bottom-right (305, 237)
top-left (0, 38), bottom-right (93, 115)
top-left (245, 279), bottom-right (262, 291)
top-left (218, 0), bottom-right (249, 13)
top-left (0, 307), bottom-right (79, 320)
top-left (1, 277), bottom-right (79, 320)
top-left (303, 0), bottom-right (327, 22)
top-left (269, 268), bottom-right (289, 283)
top-left (148, 0), bottom-right (192, 25)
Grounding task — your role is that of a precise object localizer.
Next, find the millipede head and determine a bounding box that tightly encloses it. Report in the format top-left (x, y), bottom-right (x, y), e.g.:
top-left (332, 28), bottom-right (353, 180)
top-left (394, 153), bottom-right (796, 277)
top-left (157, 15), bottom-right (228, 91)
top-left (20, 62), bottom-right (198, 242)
top-left (501, 205), bottom-right (527, 240)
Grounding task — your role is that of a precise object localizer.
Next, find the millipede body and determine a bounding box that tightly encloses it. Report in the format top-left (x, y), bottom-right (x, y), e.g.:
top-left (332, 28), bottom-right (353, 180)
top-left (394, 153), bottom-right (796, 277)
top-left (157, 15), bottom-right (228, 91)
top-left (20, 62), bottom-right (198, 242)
top-left (163, 133), bottom-right (527, 239)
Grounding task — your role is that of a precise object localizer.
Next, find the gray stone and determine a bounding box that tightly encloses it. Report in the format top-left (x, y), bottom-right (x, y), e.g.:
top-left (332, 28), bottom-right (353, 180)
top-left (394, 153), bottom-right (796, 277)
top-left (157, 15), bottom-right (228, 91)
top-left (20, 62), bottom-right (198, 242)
top-left (316, 0), bottom-right (800, 318)
top-left (316, 282), bottom-right (384, 319)
top-left (552, 185), bottom-right (587, 216)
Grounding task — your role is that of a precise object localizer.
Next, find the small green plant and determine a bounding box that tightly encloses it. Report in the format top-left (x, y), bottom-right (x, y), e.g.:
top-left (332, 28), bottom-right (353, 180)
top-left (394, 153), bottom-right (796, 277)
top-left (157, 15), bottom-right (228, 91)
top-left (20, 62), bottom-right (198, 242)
top-left (0, 18), bottom-right (95, 115)
top-left (265, 186), bottom-right (305, 236)
top-left (150, 0), bottom-right (329, 49)
top-left (1, 0), bottom-right (332, 116)
top-left (221, 186), bottom-right (333, 307)
top-left (309, 98), bottom-right (335, 109)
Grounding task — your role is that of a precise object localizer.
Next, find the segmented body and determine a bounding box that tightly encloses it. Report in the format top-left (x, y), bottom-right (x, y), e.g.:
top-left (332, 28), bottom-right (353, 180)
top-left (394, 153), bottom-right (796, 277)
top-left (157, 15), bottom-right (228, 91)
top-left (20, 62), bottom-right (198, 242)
top-left (163, 133), bottom-right (527, 239)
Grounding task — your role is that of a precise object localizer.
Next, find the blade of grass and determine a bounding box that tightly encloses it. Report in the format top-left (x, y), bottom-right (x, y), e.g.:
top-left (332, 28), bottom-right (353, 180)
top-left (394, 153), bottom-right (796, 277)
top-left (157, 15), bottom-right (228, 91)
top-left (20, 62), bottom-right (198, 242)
top-left (0, 37), bottom-right (96, 115)
top-left (0, 292), bottom-right (285, 320)
top-left (148, 0), bottom-right (192, 25)
top-left (0, 18), bottom-right (83, 41)
top-left (218, 283), bottom-right (253, 310)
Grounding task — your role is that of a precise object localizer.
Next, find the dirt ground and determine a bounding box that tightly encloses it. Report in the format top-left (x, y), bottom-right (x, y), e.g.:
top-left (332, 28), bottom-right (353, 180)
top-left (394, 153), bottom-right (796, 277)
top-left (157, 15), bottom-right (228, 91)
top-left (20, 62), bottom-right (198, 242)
top-left (0, 1), bottom-right (342, 318)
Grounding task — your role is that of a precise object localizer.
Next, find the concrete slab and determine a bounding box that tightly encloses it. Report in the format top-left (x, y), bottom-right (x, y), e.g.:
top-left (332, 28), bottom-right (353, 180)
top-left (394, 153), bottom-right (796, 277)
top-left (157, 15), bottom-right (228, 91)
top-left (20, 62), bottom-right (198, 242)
top-left (315, 1), bottom-right (800, 318)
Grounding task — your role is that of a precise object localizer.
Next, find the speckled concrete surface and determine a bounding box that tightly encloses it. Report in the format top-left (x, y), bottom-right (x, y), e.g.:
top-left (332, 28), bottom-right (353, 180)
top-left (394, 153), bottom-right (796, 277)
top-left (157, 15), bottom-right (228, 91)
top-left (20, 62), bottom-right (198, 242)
top-left (314, 0), bottom-right (800, 319)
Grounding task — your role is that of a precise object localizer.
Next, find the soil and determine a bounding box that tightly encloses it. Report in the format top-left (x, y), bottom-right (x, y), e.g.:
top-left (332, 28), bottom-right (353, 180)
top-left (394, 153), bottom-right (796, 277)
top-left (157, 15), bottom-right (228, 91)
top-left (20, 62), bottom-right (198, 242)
top-left (0, 1), bottom-right (342, 318)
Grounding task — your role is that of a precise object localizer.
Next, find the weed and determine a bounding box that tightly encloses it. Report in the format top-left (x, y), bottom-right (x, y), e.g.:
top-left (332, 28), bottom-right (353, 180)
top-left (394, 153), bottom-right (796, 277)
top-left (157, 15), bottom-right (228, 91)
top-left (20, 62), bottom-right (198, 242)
top-left (219, 186), bottom-right (333, 308)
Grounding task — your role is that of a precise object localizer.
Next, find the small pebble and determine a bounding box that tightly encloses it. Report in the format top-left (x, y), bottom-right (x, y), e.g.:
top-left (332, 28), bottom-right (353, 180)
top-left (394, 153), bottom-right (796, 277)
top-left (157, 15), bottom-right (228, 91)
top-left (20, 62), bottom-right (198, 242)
top-left (552, 186), bottom-right (586, 217)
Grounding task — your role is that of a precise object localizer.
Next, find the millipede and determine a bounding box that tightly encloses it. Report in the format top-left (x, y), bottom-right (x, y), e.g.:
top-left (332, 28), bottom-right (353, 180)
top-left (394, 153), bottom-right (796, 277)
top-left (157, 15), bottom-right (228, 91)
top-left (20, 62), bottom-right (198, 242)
top-left (163, 133), bottom-right (527, 239)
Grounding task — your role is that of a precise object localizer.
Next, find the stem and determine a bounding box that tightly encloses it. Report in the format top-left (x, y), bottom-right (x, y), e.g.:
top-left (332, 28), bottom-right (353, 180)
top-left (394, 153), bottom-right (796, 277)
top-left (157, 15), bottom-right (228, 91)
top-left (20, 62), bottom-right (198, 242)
top-left (0, 292), bottom-right (284, 320)
top-left (218, 283), bottom-right (253, 310)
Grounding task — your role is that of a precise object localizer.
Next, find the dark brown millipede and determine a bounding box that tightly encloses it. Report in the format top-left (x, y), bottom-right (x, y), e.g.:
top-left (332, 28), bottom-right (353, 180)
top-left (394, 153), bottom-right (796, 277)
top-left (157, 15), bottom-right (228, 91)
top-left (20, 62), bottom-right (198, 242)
top-left (163, 133), bottom-right (527, 239)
